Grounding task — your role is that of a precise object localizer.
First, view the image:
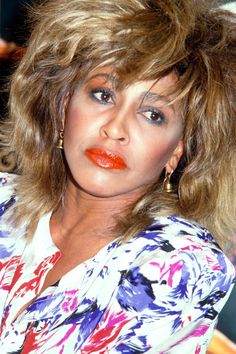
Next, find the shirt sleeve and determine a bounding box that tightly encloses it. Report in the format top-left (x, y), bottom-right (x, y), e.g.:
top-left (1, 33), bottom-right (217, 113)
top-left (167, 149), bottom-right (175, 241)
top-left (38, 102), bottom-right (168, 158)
top-left (80, 242), bottom-right (235, 353)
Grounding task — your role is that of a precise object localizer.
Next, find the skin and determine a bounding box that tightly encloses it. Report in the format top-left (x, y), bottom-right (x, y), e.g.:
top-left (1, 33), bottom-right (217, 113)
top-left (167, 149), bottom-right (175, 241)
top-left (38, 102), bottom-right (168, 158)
top-left (52, 66), bottom-right (184, 259)
top-left (15, 68), bottom-right (184, 319)
top-left (55, 66), bottom-right (184, 255)
top-left (63, 69), bottom-right (183, 199)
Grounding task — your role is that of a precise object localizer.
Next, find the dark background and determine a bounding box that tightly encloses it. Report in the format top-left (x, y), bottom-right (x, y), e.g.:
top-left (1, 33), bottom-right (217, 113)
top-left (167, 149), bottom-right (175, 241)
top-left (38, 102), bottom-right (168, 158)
top-left (0, 0), bottom-right (38, 118)
top-left (1, 0), bottom-right (36, 45)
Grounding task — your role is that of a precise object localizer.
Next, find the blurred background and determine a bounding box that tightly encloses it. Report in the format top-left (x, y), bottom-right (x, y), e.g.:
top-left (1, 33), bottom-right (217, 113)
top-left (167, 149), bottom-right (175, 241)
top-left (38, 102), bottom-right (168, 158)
top-left (0, 0), bottom-right (38, 119)
top-left (0, 1), bottom-right (236, 352)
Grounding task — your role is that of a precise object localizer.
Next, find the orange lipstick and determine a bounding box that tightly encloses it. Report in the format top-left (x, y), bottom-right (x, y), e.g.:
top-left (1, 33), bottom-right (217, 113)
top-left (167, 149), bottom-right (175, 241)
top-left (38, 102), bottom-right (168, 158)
top-left (85, 148), bottom-right (127, 170)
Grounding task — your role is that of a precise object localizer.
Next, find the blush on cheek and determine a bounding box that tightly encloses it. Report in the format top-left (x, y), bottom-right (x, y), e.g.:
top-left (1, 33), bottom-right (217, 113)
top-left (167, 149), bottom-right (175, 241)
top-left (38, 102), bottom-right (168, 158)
top-left (147, 144), bottom-right (177, 173)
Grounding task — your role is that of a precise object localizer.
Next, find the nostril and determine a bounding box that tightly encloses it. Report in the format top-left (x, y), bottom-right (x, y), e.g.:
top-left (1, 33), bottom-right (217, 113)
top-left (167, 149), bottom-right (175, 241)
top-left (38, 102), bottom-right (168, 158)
top-left (119, 137), bottom-right (126, 142)
top-left (101, 125), bottom-right (128, 143)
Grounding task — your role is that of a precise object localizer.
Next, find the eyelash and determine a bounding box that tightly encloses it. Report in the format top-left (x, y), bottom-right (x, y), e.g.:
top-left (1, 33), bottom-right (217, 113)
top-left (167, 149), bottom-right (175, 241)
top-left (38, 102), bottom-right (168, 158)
top-left (90, 88), bottom-right (114, 105)
top-left (139, 108), bottom-right (166, 126)
top-left (89, 88), bottom-right (166, 126)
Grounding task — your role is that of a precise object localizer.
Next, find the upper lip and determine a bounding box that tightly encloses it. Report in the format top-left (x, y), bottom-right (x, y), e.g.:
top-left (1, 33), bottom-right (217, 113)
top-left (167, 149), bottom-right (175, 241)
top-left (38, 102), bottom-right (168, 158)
top-left (85, 147), bottom-right (127, 168)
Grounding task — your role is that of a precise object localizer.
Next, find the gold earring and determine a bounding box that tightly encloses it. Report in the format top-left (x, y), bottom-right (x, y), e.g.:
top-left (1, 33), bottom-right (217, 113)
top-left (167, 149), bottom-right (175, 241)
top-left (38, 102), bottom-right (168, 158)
top-left (57, 130), bottom-right (64, 149)
top-left (163, 170), bottom-right (174, 193)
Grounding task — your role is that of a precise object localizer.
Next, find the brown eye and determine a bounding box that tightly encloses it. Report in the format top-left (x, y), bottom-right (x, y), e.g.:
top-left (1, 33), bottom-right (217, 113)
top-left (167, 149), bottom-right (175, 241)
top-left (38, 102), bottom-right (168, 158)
top-left (91, 88), bottom-right (113, 104)
top-left (141, 108), bottom-right (166, 126)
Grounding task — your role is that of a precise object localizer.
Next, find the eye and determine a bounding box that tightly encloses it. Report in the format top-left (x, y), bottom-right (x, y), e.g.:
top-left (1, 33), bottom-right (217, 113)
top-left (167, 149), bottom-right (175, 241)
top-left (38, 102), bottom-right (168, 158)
top-left (140, 108), bottom-right (166, 125)
top-left (90, 88), bottom-right (114, 105)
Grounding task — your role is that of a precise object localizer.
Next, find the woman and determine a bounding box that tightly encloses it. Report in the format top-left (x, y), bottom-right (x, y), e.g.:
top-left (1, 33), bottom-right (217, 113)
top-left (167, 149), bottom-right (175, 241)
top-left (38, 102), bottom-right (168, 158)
top-left (0, 0), bottom-right (236, 352)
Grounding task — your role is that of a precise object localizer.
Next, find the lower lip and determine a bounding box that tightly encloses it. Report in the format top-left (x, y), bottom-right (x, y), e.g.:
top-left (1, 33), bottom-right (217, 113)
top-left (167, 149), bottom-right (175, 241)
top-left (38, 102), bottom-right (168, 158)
top-left (85, 148), bottom-right (127, 170)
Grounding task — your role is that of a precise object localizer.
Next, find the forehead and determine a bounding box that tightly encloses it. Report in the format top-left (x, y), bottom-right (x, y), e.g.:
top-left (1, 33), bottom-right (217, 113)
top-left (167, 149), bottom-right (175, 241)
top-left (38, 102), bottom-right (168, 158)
top-left (85, 66), bottom-right (179, 95)
top-left (83, 66), bottom-right (182, 114)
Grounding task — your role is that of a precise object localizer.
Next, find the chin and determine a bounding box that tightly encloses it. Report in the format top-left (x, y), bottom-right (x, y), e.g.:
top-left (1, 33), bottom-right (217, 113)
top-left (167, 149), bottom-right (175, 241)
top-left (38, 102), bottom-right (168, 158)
top-left (69, 174), bottom-right (118, 197)
top-left (82, 185), bottom-right (115, 198)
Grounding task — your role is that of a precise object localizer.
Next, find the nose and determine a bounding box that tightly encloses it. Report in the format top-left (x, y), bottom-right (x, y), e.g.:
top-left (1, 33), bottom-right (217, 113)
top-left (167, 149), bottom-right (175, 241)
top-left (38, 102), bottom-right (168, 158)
top-left (100, 110), bottom-right (130, 144)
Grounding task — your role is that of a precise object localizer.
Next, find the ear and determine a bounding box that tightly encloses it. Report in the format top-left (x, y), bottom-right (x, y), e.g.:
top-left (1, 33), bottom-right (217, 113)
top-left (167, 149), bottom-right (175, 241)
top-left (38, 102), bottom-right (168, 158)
top-left (165, 139), bottom-right (184, 173)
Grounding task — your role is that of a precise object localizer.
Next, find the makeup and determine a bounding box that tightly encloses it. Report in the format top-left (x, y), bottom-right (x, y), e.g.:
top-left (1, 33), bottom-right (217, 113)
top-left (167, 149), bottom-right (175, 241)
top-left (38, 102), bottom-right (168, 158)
top-left (85, 148), bottom-right (127, 170)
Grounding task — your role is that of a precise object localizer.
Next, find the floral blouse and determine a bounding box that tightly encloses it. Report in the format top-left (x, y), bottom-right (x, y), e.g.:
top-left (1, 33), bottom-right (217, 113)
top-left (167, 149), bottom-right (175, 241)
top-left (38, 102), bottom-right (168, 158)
top-left (0, 172), bottom-right (235, 353)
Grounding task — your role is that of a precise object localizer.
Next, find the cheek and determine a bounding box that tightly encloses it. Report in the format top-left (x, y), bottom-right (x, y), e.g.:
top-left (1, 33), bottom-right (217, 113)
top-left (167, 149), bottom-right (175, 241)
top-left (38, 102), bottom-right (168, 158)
top-left (64, 96), bottom-right (102, 137)
top-left (140, 135), bottom-right (181, 172)
top-left (64, 104), bottom-right (90, 145)
top-left (63, 108), bottom-right (83, 159)
top-left (141, 139), bottom-right (177, 163)
top-left (146, 148), bottom-right (169, 170)
top-left (65, 104), bottom-right (81, 131)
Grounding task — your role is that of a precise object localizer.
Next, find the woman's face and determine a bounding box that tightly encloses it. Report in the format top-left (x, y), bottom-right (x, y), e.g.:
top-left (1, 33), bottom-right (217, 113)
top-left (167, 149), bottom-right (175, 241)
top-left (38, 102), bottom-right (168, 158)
top-left (63, 67), bottom-right (183, 199)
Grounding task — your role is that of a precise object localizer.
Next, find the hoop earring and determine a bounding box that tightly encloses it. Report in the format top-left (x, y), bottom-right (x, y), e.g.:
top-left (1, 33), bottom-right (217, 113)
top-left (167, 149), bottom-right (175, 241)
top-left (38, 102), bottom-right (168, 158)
top-left (163, 170), bottom-right (174, 193)
top-left (57, 130), bottom-right (64, 150)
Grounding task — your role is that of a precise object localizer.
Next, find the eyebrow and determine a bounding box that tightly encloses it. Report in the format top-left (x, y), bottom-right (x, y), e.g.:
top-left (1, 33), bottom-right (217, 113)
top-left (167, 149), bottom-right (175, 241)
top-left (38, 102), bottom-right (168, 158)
top-left (85, 73), bottom-right (119, 86)
top-left (86, 73), bottom-right (176, 112)
top-left (140, 91), bottom-right (170, 105)
top-left (139, 91), bottom-right (176, 112)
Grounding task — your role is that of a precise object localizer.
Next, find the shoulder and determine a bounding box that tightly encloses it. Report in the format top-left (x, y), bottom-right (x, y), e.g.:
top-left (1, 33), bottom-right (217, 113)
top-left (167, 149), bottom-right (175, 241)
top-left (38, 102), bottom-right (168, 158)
top-left (141, 214), bottom-right (234, 269)
top-left (134, 214), bottom-right (224, 261)
top-left (0, 172), bottom-right (17, 194)
top-left (0, 173), bottom-right (26, 263)
top-left (0, 172), bottom-right (17, 217)
top-left (118, 215), bottom-right (235, 319)
top-left (122, 215), bottom-right (235, 298)
top-left (142, 214), bottom-right (218, 247)
top-left (107, 217), bottom-right (235, 352)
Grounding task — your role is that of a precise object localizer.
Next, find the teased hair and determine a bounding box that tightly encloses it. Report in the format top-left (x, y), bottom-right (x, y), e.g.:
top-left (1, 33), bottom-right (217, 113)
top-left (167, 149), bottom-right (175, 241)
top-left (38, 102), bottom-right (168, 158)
top-left (1, 0), bottom-right (236, 247)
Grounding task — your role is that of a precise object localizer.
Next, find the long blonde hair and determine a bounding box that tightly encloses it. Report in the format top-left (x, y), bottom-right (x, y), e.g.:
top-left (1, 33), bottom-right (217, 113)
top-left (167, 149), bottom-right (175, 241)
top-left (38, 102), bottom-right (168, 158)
top-left (1, 0), bottom-right (236, 246)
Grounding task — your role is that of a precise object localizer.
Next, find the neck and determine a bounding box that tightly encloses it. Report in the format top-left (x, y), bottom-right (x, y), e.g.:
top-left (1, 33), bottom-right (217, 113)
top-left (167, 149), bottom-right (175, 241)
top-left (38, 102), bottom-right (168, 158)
top-left (52, 180), bottom-right (145, 240)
